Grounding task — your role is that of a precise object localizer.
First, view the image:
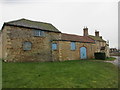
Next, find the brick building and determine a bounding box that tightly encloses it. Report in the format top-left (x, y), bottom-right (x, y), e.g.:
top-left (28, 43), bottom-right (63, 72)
top-left (0, 19), bottom-right (109, 62)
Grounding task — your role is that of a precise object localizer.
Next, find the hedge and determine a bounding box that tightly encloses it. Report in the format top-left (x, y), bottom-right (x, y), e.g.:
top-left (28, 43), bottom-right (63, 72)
top-left (94, 52), bottom-right (106, 60)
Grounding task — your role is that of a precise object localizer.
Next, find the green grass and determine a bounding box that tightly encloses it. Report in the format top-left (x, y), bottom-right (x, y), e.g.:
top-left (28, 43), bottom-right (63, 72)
top-left (2, 60), bottom-right (118, 88)
top-left (105, 57), bottom-right (116, 61)
top-left (0, 58), bottom-right (2, 89)
top-left (88, 57), bottom-right (116, 61)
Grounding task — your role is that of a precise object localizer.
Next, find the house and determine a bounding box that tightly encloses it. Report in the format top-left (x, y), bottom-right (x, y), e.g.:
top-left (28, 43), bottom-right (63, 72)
top-left (110, 48), bottom-right (118, 53)
top-left (109, 48), bottom-right (120, 56)
top-left (0, 19), bottom-right (109, 62)
top-left (87, 30), bottom-right (110, 57)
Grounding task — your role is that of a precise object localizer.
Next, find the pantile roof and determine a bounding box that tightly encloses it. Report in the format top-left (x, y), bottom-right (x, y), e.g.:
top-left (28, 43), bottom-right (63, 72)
top-left (60, 33), bottom-right (95, 43)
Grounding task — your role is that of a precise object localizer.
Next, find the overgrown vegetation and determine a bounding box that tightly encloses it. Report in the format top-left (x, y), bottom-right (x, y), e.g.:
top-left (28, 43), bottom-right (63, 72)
top-left (0, 58), bottom-right (2, 61)
top-left (2, 60), bottom-right (118, 88)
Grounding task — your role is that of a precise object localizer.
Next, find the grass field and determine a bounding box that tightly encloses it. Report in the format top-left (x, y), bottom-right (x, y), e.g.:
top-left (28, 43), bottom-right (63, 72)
top-left (2, 60), bottom-right (118, 88)
top-left (106, 57), bottom-right (117, 61)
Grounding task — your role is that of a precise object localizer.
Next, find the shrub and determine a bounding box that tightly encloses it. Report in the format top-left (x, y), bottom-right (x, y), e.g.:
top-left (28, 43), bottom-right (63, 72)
top-left (94, 52), bottom-right (106, 60)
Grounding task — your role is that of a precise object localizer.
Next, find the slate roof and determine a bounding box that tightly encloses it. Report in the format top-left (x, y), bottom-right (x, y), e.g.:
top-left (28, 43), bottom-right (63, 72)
top-left (5, 18), bottom-right (61, 33)
top-left (88, 35), bottom-right (106, 42)
top-left (60, 33), bottom-right (95, 43)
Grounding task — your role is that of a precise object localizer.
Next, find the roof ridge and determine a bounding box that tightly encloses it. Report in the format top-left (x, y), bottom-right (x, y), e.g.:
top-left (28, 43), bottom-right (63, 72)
top-left (6, 18), bottom-right (52, 25)
top-left (22, 18), bottom-right (52, 25)
top-left (4, 18), bottom-right (61, 33)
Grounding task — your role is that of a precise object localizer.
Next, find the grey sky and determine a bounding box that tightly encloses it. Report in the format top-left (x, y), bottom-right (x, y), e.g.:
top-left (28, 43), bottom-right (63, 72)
top-left (0, 0), bottom-right (118, 48)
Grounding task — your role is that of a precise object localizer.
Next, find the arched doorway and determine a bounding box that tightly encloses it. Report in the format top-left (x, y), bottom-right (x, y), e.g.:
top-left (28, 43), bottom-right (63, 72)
top-left (80, 47), bottom-right (87, 59)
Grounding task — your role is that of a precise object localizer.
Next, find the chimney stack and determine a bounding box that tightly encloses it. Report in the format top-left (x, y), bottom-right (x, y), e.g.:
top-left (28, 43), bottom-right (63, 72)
top-left (83, 26), bottom-right (88, 36)
top-left (100, 36), bottom-right (102, 39)
top-left (95, 30), bottom-right (99, 37)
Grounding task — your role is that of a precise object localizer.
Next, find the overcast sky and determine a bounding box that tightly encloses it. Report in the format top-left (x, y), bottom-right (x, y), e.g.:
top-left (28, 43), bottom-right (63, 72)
top-left (0, 0), bottom-right (118, 48)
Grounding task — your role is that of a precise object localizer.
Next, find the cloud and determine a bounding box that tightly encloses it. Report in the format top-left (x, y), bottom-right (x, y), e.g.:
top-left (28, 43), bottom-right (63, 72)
top-left (1, 0), bottom-right (119, 4)
top-left (0, 1), bottom-right (118, 48)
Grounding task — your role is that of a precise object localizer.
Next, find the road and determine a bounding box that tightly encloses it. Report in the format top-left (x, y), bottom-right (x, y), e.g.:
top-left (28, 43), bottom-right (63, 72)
top-left (105, 56), bottom-right (120, 68)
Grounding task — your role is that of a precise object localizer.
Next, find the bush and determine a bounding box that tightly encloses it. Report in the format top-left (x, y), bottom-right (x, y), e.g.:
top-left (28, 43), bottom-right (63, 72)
top-left (94, 52), bottom-right (106, 60)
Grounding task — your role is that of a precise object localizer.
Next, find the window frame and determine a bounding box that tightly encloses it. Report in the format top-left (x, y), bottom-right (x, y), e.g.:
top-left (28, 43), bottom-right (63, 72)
top-left (23, 41), bottom-right (32, 51)
top-left (70, 42), bottom-right (76, 50)
top-left (52, 43), bottom-right (57, 50)
top-left (34, 30), bottom-right (45, 37)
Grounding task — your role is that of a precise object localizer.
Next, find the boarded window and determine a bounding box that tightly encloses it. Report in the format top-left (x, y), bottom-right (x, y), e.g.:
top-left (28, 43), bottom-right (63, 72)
top-left (34, 30), bottom-right (45, 36)
top-left (52, 43), bottom-right (57, 50)
top-left (71, 42), bottom-right (76, 50)
top-left (23, 42), bottom-right (32, 50)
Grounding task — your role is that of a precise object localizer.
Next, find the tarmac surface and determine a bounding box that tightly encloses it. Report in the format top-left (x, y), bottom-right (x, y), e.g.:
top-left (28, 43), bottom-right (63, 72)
top-left (105, 56), bottom-right (120, 68)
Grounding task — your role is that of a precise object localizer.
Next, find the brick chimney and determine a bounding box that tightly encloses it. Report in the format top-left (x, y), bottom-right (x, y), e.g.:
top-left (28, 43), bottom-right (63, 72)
top-left (83, 27), bottom-right (88, 36)
top-left (95, 30), bottom-right (99, 37)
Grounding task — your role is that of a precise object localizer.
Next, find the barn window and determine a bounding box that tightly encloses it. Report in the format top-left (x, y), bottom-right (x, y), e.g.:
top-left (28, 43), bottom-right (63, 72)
top-left (23, 41), bottom-right (32, 50)
top-left (34, 30), bottom-right (45, 36)
top-left (71, 42), bottom-right (76, 50)
top-left (52, 43), bottom-right (57, 50)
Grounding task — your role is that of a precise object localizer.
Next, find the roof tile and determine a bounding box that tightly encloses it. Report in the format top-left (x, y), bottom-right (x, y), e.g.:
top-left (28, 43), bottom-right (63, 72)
top-left (5, 18), bottom-right (61, 33)
top-left (88, 35), bottom-right (105, 42)
top-left (61, 33), bottom-right (95, 43)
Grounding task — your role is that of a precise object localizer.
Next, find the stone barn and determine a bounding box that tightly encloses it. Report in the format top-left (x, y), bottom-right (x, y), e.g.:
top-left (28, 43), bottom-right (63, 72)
top-left (0, 19), bottom-right (109, 62)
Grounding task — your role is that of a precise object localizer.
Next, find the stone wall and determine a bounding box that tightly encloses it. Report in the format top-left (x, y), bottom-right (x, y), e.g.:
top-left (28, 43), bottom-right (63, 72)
top-left (0, 32), bottom-right (2, 58)
top-left (1, 26), bottom-right (8, 60)
top-left (2, 25), bottom-right (61, 62)
top-left (51, 41), bottom-right (60, 61)
top-left (52, 41), bottom-right (96, 61)
top-left (95, 41), bottom-right (106, 52)
top-left (1, 24), bottom-right (109, 62)
top-left (106, 45), bottom-right (110, 57)
top-left (95, 41), bottom-right (110, 57)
